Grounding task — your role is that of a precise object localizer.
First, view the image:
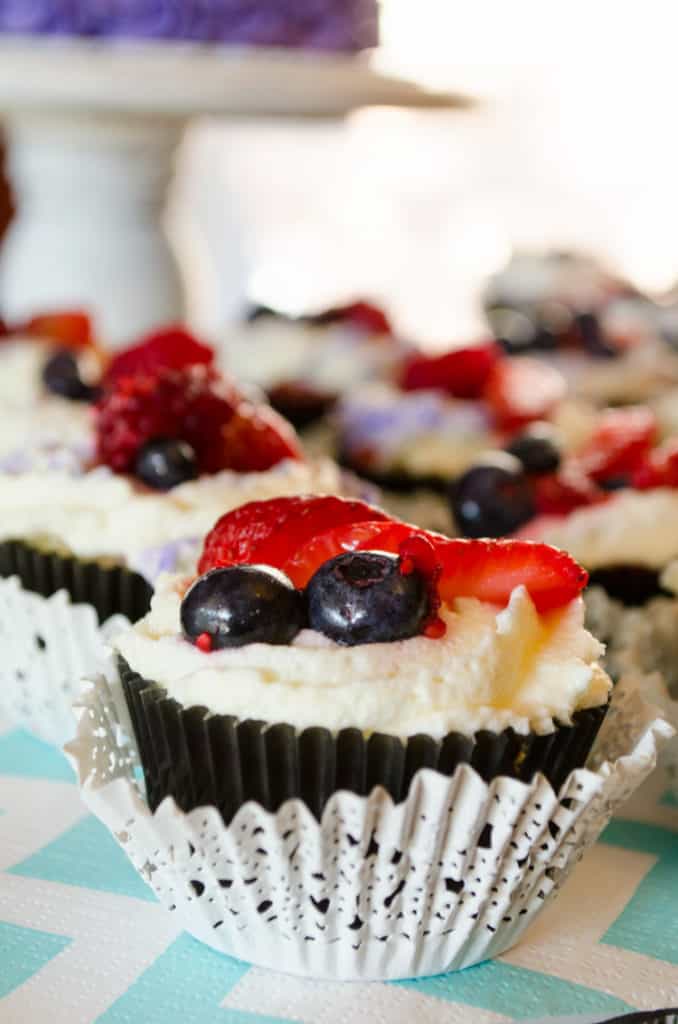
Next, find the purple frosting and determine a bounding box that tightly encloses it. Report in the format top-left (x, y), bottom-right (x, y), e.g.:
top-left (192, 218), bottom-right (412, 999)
top-left (0, 0), bottom-right (378, 50)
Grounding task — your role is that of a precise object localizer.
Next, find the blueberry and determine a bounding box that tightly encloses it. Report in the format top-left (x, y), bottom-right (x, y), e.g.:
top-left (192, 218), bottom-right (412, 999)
top-left (135, 438), bottom-right (198, 490)
top-left (598, 475), bottom-right (630, 492)
top-left (449, 454), bottom-right (536, 538)
top-left (181, 566), bottom-right (306, 649)
top-left (506, 424), bottom-right (562, 475)
top-left (574, 312), bottom-right (619, 358)
top-left (42, 349), bottom-right (100, 402)
top-left (306, 551), bottom-right (429, 646)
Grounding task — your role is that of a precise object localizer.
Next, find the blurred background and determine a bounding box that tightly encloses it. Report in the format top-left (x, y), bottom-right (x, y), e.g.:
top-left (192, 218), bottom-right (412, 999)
top-left (168, 0), bottom-right (677, 344)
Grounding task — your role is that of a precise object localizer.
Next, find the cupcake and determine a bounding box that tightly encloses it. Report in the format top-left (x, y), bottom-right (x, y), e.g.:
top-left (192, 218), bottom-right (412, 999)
top-left (485, 251), bottom-right (678, 408)
top-left (336, 339), bottom-right (595, 532)
top-left (0, 327), bottom-right (356, 743)
top-left (223, 300), bottom-right (405, 432)
top-left (68, 495), bottom-right (671, 980)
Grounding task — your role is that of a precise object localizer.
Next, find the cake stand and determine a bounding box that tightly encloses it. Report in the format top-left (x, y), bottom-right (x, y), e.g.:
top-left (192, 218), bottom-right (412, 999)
top-left (0, 37), bottom-right (470, 347)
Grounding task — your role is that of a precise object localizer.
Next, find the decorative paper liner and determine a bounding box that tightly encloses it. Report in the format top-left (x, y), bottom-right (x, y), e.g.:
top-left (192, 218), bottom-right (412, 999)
top-left (585, 586), bottom-right (678, 797)
top-left (0, 576), bottom-right (129, 746)
top-left (119, 658), bottom-right (608, 822)
top-left (0, 538), bottom-right (153, 624)
top-left (66, 664), bottom-right (672, 980)
top-left (587, 566), bottom-right (668, 606)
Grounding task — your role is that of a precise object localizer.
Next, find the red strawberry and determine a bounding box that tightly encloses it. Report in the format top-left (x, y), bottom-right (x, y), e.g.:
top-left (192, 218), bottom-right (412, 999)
top-left (435, 537), bottom-right (588, 613)
top-left (574, 407), bottom-right (657, 483)
top-left (311, 300), bottom-right (392, 336)
top-left (534, 465), bottom-right (605, 515)
top-left (400, 342), bottom-right (499, 399)
top-left (198, 496), bottom-right (389, 578)
top-left (96, 365), bottom-right (301, 477)
top-left (483, 357), bottom-right (566, 430)
top-left (22, 311), bottom-right (94, 350)
top-left (632, 438), bottom-right (678, 490)
top-left (104, 325), bottom-right (213, 386)
top-left (197, 497), bottom-right (587, 613)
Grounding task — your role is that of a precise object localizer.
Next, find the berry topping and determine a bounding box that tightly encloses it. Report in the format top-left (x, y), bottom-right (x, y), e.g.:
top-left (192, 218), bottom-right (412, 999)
top-left (42, 349), bottom-right (100, 403)
top-left (449, 454), bottom-right (536, 538)
top-left (267, 382), bottom-right (336, 429)
top-left (103, 325), bottom-right (214, 386)
top-left (483, 357), bottom-right (566, 430)
top-left (181, 565), bottom-right (306, 649)
top-left (307, 300), bottom-right (392, 336)
top-left (196, 497), bottom-right (587, 622)
top-left (574, 407), bottom-right (657, 484)
top-left (533, 465), bottom-right (604, 515)
top-left (23, 311), bottom-right (94, 350)
top-left (306, 551), bottom-right (430, 646)
top-left (400, 342), bottom-right (499, 399)
top-left (96, 365), bottom-right (302, 478)
top-left (572, 311), bottom-right (619, 358)
top-left (134, 438), bottom-right (198, 491)
top-left (505, 423), bottom-right (562, 475)
top-left (198, 496), bottom-right (389, 579)
top-left (632, 438), bottom-right (678, 490)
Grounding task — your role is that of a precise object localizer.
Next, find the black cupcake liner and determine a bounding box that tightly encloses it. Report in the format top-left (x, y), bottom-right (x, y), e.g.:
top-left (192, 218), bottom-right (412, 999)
top-left (337, 450), bottom-right (451, 495)
top-left (600, 1012), bottom-right (678, 1024)
top-left (0, 538), bottom-right (153, 624)
top-left (119, 657), bottom-right (608, 825)
top-left (587, 566), bottom-right (671, 607)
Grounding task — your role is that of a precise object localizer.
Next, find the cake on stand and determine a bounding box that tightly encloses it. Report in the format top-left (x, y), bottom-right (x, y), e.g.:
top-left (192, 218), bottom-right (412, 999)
top-left (0, 37), bottom-right (470, 347)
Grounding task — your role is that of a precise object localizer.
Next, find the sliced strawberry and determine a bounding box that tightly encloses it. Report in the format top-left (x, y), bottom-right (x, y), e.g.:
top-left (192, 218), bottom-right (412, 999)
top-left (483, 357), bottom-right (566, 430)
top-left (198, 496), bottom-right (390, 577)
top-left (574, 407), bottom-right (657, 483)
top-left (534, 464), bottom-right (605, 515)
top-left (217, 401), bottom-right (303, 473)
top-left (435, 537), bottom-right (588, 613)
top-left (283, 519), bottom-right (418, 587)
top-left (400, 342), bottom-right (499, 399)
top-left (104, 325), bottom-right (213, 386)
top-left (22, 311), bottom-right (94, 350)
top-left (632, 438), bottom-right (678, 490)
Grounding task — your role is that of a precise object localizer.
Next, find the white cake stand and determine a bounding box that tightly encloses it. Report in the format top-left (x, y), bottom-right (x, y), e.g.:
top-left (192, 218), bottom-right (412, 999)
top-left (0, 37), bottom-right (470, 346)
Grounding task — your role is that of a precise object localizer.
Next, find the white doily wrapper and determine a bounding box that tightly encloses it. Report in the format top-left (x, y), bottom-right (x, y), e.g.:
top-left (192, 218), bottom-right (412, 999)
top-left (0, 576), bottom-right (129, 746)
top-left (66, 666), bottom-right (673, 981)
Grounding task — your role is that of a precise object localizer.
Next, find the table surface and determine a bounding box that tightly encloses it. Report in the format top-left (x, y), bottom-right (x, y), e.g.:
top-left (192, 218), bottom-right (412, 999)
top-left (0, 715), bottom-right (676, 1024)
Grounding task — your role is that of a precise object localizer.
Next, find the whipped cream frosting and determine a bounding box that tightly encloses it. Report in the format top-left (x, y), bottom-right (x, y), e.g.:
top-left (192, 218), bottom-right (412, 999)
top-left (223, 319), bottom-right (401, 395)
top-left (116, 575), bottom-right (610, 739)
top-left (521, 488), bottom-right (678, 571)
top-left (0, 457), bottom-right (348, 582)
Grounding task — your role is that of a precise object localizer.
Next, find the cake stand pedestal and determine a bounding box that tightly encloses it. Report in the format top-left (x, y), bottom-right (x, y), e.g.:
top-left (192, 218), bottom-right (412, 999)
top-left (0, 39), bottom-right (470, 346)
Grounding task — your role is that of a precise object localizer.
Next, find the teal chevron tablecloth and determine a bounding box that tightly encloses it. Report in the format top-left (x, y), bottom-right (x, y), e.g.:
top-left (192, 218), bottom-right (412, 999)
top-left (1, 715), bottom-right (677, 1023)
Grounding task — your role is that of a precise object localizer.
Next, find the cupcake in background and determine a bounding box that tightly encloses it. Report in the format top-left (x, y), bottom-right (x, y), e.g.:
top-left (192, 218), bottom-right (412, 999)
top-left (485, 250), bottom-right (678, 408)
top-left (68, 495), bottom-right (671, 980)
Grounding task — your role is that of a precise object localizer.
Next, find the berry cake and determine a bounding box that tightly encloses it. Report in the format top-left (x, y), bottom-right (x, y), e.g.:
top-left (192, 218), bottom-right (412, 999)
top-left (335, 339), bottom-right (598, 532)
top-left (0, 310), bottom-right (103, 462)
top-left (224, 299), bottom-right (403, 431)
top-left (485, 250), bottom-right (678, 409)
top-left (116, 493), bottom-right (611, 824)
top-left (0, 1), bottom-right (379, 51)
top-left (0, 325), bottom-right (354, 621)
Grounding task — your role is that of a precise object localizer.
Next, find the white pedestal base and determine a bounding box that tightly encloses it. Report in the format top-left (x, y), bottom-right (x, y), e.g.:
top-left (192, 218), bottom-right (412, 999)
top-left (0, 113), bottom-right (185, 347)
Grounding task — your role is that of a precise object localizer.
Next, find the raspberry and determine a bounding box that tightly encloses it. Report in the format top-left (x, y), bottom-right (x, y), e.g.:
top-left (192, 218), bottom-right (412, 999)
top-left (96, 365), bottom-right (302, 477)
top-left (103, 325), bottom-right (214, 386)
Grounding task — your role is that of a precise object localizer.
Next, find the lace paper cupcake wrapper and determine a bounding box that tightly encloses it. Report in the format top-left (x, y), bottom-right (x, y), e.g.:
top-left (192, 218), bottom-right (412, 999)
top-left (65, 662), bottom-right (671, 980)
top-left (0, 537), bottom-right (153, 624)
top-left (0, 576), bottom-right (129, 745)
top-left (118, 658), bottom-right (608, 823)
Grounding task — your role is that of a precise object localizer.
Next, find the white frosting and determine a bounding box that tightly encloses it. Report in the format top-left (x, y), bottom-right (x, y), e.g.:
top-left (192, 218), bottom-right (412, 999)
top-left (0, 457), bottom-right (347, 581)
top-left (522, 489), bottom-right (678, 571)
top-left (115, 576), bottom-right (610, 739)
top-left (222, 319), bottom-right (400, 393)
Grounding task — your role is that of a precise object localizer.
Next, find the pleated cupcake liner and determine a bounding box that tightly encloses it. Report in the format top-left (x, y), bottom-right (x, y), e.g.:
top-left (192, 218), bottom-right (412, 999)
top-left (119, 658), bottom-right (608, 824)
top-left (67, 665), bottom-right (673, 980)
top-left (0, 576), bottom-right (129, 745)
top-left (587, 565), bottom-right (669, 606)
top-left (0, 537), bottom-right (153, 624)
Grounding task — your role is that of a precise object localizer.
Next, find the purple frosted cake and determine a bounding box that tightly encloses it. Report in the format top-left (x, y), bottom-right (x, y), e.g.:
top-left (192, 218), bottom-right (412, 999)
top-left (0, 1), bottom-right (379, 51)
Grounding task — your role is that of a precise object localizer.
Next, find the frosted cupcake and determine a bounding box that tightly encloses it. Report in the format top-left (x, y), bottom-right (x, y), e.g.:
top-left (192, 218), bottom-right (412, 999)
top-left (68, 496), bottom-right (672, 979)
top-left (223, 300), bottom-right (405, 431)
top-left (336, 340), bottom-right (595, 532)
